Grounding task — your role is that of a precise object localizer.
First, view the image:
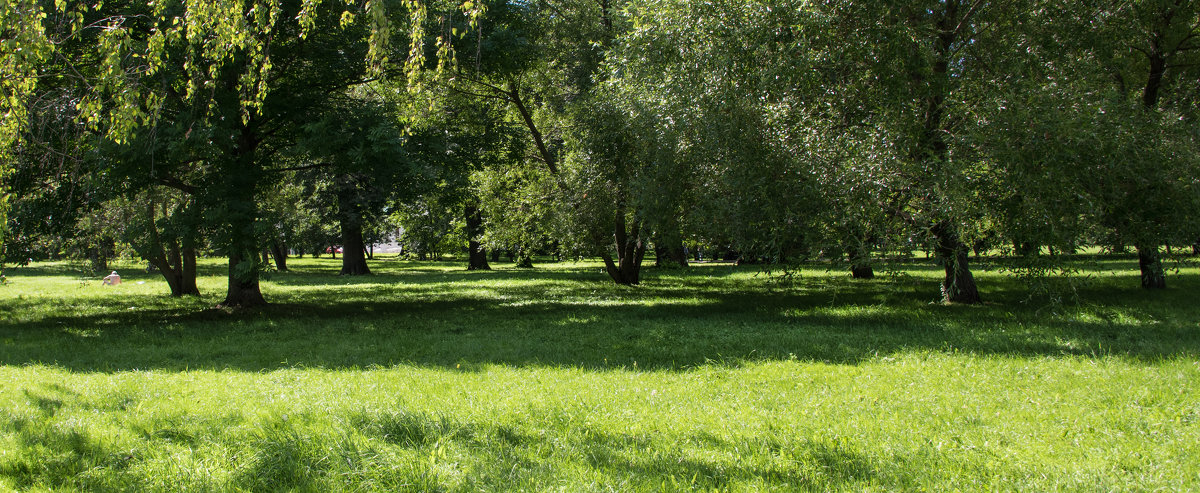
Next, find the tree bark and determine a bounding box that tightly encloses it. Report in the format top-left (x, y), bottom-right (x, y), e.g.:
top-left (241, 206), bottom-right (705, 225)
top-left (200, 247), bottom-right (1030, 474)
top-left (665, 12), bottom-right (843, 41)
top-left (138, 201), bottom-right (200, 297)
top-left (87, 243), bottom-right (110, 275)
top-left (465, 203), bottom-right (490, 271)
top-left (1136, 244), bottom-right (1166, 289)
top-left (218, 122), bottom-right (266, 307)
top-left (180, 245), bottom-right (199, 295)
top-left (514, 249), bottom-right (534, 268)
top-left (338, 188), bottom-right (371, 276)
top-left (270, 242), bottom-right (288, 272)
top-left (932, 222), bottom-right (981, 304)
top-left (222, 250), bottom-right (266, 307)
top-left (654, 235), bottom-right (688, 269)
top-left (848, 249), bottom-right (875, 280)
top-left (339, 222), bottom-right (371, 275)
top-left (602, 212), bottom-right (646, 285)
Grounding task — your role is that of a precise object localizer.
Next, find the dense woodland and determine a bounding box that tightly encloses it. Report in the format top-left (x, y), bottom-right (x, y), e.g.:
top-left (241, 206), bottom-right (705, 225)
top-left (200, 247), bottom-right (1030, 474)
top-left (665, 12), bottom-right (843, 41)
top-left (2, 0), bottom-right (1198, 306)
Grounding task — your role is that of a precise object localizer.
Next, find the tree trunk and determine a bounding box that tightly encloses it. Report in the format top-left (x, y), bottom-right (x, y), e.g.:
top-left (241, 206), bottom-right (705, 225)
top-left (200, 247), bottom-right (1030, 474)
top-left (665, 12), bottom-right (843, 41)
top-left (1015, 241), bottom-right (1038, 257)
top-left (1192, 241), bottom-right (1199, 256)
top-left (490, 250), bottom-right (501, 262)
top-left (180, 245), bottom-right (199, 295)
top-left (216, 118), bottom-right (267, 307)
top-left (88, 246), bottom-right (109, 275)
top-left (1137, 244), bottom-right (1166, 289)
top-left (514, 249), bottom-right (534, 268)
top-left (848, 249), bottom-right (875, 280)
top-left (932, 222), bottom-right (981, 304)
top-left (270, 242), bottom-right (288, 272)
top-left (222, 250), bottom-right (266, 307)
top-left (654, 235), bottom-right (688, 269)
top-left (601, 212), bottom-right (647, 285)
top-left (465, 203), bottom-right (490, 271)
top-left (154, 247), bottom-right (198, 297)
top-left (338, 188), bottom-right (371, 276)
top-left (148, 244), bottom-right (183, 297)
top-left (137, 201), bottom-right (200, 297)
top-left (339, 222), bottom-right (371, 275)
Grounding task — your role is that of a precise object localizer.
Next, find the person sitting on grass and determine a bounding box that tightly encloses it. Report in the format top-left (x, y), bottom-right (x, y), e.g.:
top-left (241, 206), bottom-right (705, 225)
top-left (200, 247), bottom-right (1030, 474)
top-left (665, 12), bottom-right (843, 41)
top-left (102, 271), bottom-right (121, 286)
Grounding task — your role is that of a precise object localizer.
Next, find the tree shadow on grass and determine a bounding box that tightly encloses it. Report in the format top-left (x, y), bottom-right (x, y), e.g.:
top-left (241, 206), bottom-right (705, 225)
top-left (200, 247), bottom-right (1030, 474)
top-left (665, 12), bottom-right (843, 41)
top-left (1, 399), bottom-right (915, 491)
top-left (345, 409), bottom-right (917, 491)
top-left (1, 263), bottom-right (1197, 372)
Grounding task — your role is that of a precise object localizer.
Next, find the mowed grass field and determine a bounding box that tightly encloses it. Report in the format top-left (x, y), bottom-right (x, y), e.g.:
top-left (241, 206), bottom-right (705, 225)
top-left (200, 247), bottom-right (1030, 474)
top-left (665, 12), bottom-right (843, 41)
top-left (1, 255), bottom-right (1198, 491)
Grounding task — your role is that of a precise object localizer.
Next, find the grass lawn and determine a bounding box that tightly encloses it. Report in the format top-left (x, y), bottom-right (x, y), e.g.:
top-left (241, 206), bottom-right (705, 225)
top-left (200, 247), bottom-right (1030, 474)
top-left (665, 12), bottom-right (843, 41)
top-left (1, 255), bottom-right (1198, 491)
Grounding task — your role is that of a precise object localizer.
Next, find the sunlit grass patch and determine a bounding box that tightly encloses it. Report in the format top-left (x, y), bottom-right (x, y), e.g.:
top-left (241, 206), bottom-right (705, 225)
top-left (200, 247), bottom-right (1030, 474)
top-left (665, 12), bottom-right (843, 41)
top-left (1, 255), bottom-right (1199, 490)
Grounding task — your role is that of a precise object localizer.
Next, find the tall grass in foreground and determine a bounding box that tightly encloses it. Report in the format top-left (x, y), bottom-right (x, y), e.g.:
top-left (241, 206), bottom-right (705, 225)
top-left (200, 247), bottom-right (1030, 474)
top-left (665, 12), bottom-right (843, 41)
top-left (1, 256), bottom-right (1198, 491)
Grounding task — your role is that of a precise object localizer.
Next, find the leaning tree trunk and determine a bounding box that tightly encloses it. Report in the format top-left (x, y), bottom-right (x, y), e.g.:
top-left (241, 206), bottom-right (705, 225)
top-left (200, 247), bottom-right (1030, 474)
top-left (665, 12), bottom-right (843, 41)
top-left (152, 244), bottom-right (199, 297)
top-left (1136, 244), bottom-right (1166, 289)
top-left (337, 189), bottom-right (371, 276)
top-left (270, 241), bottom-right (288, 272)
top-left (932, 222), bottom-right (981, 304)
top-left (465, 203), bottom-right (490, 271)
top-left (138, 201), bottom-right (200, 297)
top-left (601, 212), bottom-right (647, 285)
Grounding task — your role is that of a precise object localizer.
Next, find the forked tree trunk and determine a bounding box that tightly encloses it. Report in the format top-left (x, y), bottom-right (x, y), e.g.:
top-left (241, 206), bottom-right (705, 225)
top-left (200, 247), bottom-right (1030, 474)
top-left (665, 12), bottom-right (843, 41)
top-left (465, 204), bottom-right (490, 271)
top-left (152, 243), bottom-right (201, 297)
top-left (270, 242), bottom-right (288, 272)
top-left (601, 212), bottom-right (647, 285)
top-left (139, 202), bottom-right (200, 297)
top-left (1137, 244), bottom-right (1166, 289)
top-left (932, 222), bottom-right (981, 304)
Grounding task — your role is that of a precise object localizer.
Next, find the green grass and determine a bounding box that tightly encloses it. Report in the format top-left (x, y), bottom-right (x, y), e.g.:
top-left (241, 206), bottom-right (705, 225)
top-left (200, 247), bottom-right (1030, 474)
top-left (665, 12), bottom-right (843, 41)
top-left (1, 255), bottom-right (1198, 491)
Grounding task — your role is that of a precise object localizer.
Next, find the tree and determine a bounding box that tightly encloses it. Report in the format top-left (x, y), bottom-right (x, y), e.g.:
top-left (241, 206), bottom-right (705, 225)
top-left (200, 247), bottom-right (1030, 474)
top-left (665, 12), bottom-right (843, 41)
top-left (296, 98), bottom-right (416, 275)
top-left (1, 0), bottom-right (57, 273)
top-left (29, 0), bottom-right (405, 305)
top-left (1091, 0), bottom-right (1200, 289)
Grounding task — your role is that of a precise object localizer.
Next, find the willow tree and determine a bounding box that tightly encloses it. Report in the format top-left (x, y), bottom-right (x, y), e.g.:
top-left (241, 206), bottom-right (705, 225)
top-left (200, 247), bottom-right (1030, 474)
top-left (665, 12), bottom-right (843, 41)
top-left (399, 0), bottom-right (680, 285)
top-left (1090, 0), bottom-right (1200, 289)
top-left (18, 0), bottom-right (399, 306)
top-left (0, 0), bottom-right (55, 274)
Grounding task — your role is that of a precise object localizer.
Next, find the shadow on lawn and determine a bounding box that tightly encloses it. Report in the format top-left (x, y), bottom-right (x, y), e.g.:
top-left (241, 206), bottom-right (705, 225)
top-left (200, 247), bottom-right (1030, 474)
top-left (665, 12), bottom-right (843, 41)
top-left (1, 262), bottom-right (1198, 373)
top-left (342, 409), bottom-right (914, 490)
top-left (1, 394), bottom-right (912, 491)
